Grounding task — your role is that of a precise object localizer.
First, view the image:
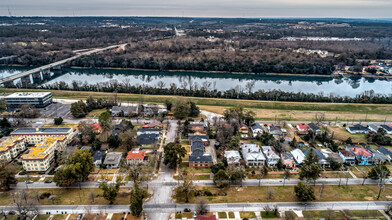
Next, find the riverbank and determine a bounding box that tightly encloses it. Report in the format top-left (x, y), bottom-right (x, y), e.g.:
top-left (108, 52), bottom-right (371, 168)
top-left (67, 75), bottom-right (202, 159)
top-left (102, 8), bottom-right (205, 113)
top-left (1, 88), bottom-right (392, 122)
top-left (3, 64), bottom-right (392, 79)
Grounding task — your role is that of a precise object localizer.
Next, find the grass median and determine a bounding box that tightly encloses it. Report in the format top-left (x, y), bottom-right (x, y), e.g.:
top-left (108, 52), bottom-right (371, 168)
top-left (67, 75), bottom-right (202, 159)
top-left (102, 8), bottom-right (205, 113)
top-left (1, 88), bottom-right (391, 121)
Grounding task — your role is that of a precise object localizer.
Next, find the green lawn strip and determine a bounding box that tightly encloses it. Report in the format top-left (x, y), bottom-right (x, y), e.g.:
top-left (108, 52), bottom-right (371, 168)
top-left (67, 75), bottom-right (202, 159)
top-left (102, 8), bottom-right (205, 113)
top-left (1, 88), bottom-right (391, 115)
top-left (218, 212), bottom-right (227, 218)
top-left (303, 210), bottom-right (345, 219)
top-left (16, 177), bottom-right (41, 182)
top-left (284, 211), bottom-right (297, 219)
top-left (228, 212), bottom-right (235, 218)
top-left (175, 185), bottom-right (392, 203)
top-left (260, 211), bottom-right (280, 218)
top-left (343, 210), bottom-right (386, 219)
top-left (52, 215), bottom-right (67, 220)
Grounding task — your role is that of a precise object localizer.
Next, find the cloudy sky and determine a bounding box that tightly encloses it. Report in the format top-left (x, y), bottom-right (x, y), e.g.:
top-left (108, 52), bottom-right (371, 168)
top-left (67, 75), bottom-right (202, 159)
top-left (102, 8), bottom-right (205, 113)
top-left (2, 0), bottom-right (392, 18)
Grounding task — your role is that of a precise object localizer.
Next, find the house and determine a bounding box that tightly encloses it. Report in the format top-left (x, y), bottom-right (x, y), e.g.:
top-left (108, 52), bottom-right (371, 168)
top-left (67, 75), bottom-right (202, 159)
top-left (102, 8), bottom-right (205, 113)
top-left (188, 135), bottom-right (209, 146)
top-left (239, 124), bottom-right (249, 137)
top-left (346, 146), bottom-right (372, 165)
top-left (136, 128), bottom-right (162, 136)
top-left (339, 150), bottom-right (356, 166)
top-left (224, 150), bottom-right (241, 166)
top-left (281, 152), bottom-right (296, 168)
top-left (189, 123), bottom-right (206, 134)
top-left (241, 143), bottom-right (266, 167)
top-left (103, 152), bottom-right (122, 168)
top-left (262, 146), bottom-right (280, 167)
top-left (189, 141), bottom-right (212, 168)
top-left (296, 124), bottom-right (309, 131)
top-left (308, 123), bottom-right (322, 135)
top-left (368, 124), bottom-right (379, 132)
top-left (290, 149), bottom-right (305, 165)
top-left (268, 125), bottom-right (282, 136)
top-left (346, 124), bottom-right (369, 134)
top-left (137, 133), bottom-right (159, 145)
top-left (380, 125), bottom-right (392, 134)
top-left (304, 147), bottom-right (329, 168)
top-left (366, 147), bottom-right (389, 164)
top-left (81, 146), bottom-right (92, 151)
top-left (142, 122), bottom-right (163, 129)
top-left (111, 106), bottom-right (138, 117)
top-left (126, 150), bottom-right (147, 165)
top-left (251, 123), bottom-right (263, 138)
top-left (93, 150), bottom-right (105, 168)
top-left (197, 215), bottom-right (216, 220)
top-left (377, 147), bottom-right (392, 161)
top-left (320, 148), bottom-right (343, 164)
top-left (90, 123), bottom-right (103, 134)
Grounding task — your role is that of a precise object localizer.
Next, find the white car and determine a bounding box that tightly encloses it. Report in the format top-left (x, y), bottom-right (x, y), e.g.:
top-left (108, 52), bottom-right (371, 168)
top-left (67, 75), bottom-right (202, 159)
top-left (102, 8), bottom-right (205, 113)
top-left (98, 179), bottom-right (108, 183)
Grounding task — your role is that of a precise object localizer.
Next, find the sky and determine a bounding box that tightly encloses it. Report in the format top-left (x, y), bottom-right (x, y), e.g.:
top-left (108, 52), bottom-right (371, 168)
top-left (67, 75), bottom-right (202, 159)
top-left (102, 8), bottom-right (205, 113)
top-left (2, 0), bottom-right (392, 18)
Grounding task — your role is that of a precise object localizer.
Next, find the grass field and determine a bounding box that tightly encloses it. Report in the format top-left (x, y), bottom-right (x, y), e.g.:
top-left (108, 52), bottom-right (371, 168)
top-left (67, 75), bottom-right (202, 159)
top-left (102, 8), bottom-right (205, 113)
top-left (1, 88), bottom-right (392, 121)
top-left (239, 211), bottom-right (256, 218)
top-left (303, 210), bottom-right (386, 220)
top-left (176, 184), bottom-right (392, 203)
top-left (328, 125), bottom-right (367, 143)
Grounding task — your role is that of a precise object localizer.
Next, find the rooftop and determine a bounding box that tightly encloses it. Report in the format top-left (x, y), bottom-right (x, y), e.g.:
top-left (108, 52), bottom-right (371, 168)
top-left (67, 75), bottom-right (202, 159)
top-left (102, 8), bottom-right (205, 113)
top-left (126, 150), bottom-right (146, 160)
top-left (0, 137), bottom-right (24, 152)
top-left (21, 137), bottom-right (63, 160)
top-left (5, 92), bottom-right (51, 99)
top-left (11, 127), bottom-right (72, 135)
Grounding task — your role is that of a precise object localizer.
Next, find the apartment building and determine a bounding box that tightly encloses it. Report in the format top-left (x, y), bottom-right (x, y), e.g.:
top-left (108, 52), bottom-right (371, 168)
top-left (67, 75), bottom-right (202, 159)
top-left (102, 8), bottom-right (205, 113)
top-left (10, 127), bottom-right (74, 146)
top-left (0, 137), bottom-right (25, 162)
top-left (21, 137), bottom-right (66, 172)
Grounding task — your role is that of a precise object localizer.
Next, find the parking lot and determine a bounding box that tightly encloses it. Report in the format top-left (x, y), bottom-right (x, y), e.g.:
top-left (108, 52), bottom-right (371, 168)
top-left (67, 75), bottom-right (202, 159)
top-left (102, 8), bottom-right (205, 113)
top-left (39, 103), bottom-right (71, 118)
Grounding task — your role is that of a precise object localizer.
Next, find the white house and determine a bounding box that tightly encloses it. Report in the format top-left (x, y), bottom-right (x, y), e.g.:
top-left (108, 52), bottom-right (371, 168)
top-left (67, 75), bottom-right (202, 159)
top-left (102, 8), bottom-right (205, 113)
top-left (224, 150), bottom-right (241, 166)
top-left (241, 144), bottom-right (266, 167)
top-left (251, 123), bottom-right (263, 137)
top-left (262, 146), bottom-right (280, 167)
top-left (290, 149), bottom-right (305, 165)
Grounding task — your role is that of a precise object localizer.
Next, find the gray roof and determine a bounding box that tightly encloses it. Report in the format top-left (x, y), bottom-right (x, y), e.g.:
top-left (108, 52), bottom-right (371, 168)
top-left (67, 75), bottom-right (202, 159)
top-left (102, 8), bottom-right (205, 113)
top-left (377, 147), bottom-right (392, 157)
top-left (380, 125), bottom-right (392, 132)
top-left (93, 150), bottom-right (105, 162)
top-left (347, 124), bottom-right (369, 132)
top-left (251, 123), bottom-right (263, 130)
top-left (103, 152), bottom-right (122, 165)
top-left (191, 140), bottom-right (204, 152)
top-left (282, 152), bottom-right (294, 160)
top-left (137, 133), bottom-right (159, 145)
top-left (189, 154), bottom-right (212, 163)
top-left (188, 135), bottom-right (209, 142)
top-left (308, 123), bottom-right (320, 131)
top-left (368, 124), bottom-right (379, 131)
top-left (11, 127), bottom-right (72, 134)
top-left (304, 147), bottom-right (326, 160)
top-left (367, 147), bottom-right (389, 162)
top-left (81, 146), bottom-right (92, 151)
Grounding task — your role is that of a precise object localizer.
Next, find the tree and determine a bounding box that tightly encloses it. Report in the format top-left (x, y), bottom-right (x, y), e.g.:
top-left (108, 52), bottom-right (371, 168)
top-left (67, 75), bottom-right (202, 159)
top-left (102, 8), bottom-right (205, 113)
top-left (211, 163), bottom-right (226, 174)
top-left (213, 169), bottom-right (229, 188)
top-left (368, 165), bottom-right (391, 200)
top-left (89, 190), bottom-right (96, 203)
top-left (53, 166), bottom-right (76, 187)
top-left (119, 119), bottom-right (134, 132)
top-left (78, 121), bottom-right (95, 145)
top-left (229, 167), bottom-right (246, 187)
top-left (71, 100), bottom-right (88, 118)
top-left (188, 101), bottom-right (200, 117)
top-left (118, 130), bottom-right (137, 151)
top-left (327, 157), bottom-right (341, 171)
top-left (11, 190), bottom-right (39, 218)
top-left (176, 170), bottom-right (196, 203)
top-left (196, 198), bottom-right (209, 215)
top-left (299, 163), bottom-right (321, 184)
top-left (130, 184), bottom-right (148, 217)
top-left (19, 104), bottom-right (39, 118)
top-left (99, 181), bottom-right (121, 204)
top-left (163, 143), bottom-right (187, 169)
top-left (108, 134), bottom-right (120, 148)
top-left (0, 162), bottom-right (17, 191)
top-left (266, 187), bottom-right (274, 200)
top-left (164, 99), bottom-right (173, 111)
top-left (257, 166), bottom-right (268, 186)
top-left (98, 111), bottom-right (112, 130)
top-left (172, 98), bottom-right (190, 119)
top-left (294, 181), bottom-right (315, 202)
top-left (243, 110), bottom-right (256, 126)
top-left (227, 136), bottom-right (240, 150)
top-left (92, 139), bottom-right (102, 151)
top-left (54, 117), bottom-right (63, 125)
top-left (277, 159), bottom-right (284, 170)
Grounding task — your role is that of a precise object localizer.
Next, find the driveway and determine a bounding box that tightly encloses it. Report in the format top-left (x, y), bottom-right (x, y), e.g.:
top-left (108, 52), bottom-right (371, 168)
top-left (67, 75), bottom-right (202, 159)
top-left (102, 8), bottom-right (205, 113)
top-left (205, 139), bottom-right (217, 164)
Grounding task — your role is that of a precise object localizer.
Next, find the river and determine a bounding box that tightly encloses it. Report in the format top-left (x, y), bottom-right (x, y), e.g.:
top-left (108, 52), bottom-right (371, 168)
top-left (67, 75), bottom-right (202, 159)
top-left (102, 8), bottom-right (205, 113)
top-left (1, 66), bottom-right (392, 97)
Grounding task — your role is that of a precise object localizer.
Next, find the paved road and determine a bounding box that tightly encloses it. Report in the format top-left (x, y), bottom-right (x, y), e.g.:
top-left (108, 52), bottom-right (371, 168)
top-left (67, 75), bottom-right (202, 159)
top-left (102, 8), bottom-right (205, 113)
top-left (0, 201), bottom-right (389, 215)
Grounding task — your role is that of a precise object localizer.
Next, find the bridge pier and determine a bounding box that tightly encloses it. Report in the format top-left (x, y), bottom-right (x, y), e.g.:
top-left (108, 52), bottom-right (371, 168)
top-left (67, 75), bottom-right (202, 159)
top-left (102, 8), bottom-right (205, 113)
top-left (42, 71), bottom-right (51, 80)
top-left (32, 72), bottom-right (43, 84)
top-left (21, 75), bottom-right (32, 87)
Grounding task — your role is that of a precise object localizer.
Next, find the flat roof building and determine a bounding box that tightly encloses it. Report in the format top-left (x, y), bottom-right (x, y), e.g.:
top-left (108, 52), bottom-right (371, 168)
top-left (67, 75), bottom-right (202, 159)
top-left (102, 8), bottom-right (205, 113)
top-left (0, 137), bottom-right (25, 162)
top-left (11, 127), bottom-right (74, 145)
top-left (4, 92), bottom-right (52, 108)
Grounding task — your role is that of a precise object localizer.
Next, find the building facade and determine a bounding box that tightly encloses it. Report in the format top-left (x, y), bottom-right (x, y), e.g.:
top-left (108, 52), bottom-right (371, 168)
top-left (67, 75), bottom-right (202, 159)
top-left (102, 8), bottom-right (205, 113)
top-left (4, 92), bottom-right (52, 108)
top-left (0, 137), bottom-right (25, 162)
top-left (10, 127), bottom-right (74, 146)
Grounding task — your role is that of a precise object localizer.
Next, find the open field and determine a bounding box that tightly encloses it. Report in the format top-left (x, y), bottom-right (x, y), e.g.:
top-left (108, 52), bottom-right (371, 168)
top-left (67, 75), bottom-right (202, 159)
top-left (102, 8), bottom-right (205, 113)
top-left (175, 185), bottom-right (392, 203)
top-left (1, 88), bottom-right (392, 121)
top-left (328, 125), bottom-right (368, 143)
top-left (0, 188), bottom-right (130, 206)
top-left (302, 210), bottom-right (386, 220)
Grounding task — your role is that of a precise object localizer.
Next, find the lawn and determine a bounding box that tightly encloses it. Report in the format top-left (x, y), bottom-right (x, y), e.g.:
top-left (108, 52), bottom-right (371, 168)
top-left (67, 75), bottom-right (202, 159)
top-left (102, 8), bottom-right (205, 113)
top-left (86, 108), bottom-right (108, 118)
top-left (218, 212), bottom-right (227, 218)
top-left (2, 88), bottom-right (392, 121)
top-left (228, 212), bottom-right (235, 218)
top-left (111, 213), bottom-right (126, 220)
top-left (16, 177), bottom-right (41, 182)
top-left (239, 211), bottom-right (256, 218)
top-left (52, 215), bottom-right (67, 220)
top-left (0, 188), bottom-right (131, 206)
top-left (303, 210), bottom-right (386, 220)
top-left (260, 211), bottom-right (280, 218)
top-left (328, 125), bottom-right (367, 143)
top-left (175, 184), bottom-right (392, 203)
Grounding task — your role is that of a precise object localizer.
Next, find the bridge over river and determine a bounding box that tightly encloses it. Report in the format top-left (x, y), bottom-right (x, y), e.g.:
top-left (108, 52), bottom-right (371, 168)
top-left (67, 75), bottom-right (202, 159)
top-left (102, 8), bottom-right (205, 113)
top-left (0, 43), bottom-right (126, 86)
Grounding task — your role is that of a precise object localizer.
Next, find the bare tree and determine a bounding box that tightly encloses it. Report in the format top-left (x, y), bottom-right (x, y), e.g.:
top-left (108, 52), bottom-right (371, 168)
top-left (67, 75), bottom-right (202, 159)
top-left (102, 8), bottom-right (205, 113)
top-left (49, 195), bottom-right (58, 204)
top-left (264, 204), bottom-right (271, 215)
top-left (196, 198), bottom-right (209, 215)
top-left (266, 187), bottom-right (274, 201)
top-left (156, 81), bottom-right (166, 89)
top-left (361, 171), bottom-right (368, 185)
top-left (245, 81), bottom-right (256, 94)
top-left (11, 190), bottom-right (39, 218)
top-left (326, 209), bottom-right (336, 220)
top-left (319, 182), bottom-right (325, 198)
top-left (89, 190), bottom-right (96, 204)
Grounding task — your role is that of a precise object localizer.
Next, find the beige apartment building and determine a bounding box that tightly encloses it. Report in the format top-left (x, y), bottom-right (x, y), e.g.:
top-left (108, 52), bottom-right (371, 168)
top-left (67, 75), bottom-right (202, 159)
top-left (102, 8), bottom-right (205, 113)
top-left (0, 137), bottom-right (26, 162)
top-left (21, 136), bottom-right (67, 172)
top-left (10, 127), bottom-right (74, 146)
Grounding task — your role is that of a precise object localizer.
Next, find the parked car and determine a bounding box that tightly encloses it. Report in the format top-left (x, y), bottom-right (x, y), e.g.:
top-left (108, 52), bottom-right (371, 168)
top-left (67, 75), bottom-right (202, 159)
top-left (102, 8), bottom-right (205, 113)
top-left (44, 180), bottom-right (52, 183)
top-left (193, 211), bottom-right (197, 218)
top-left (26, 180), bottom-right (34, 184)
top-left (77, 214), bottom-right (83, 220)
top-left (98, 179), bottom-right (108, 183)
top-left (184, 208), bottom-right (191, 212)
top-left (8, 211), bottom-right (16, 215)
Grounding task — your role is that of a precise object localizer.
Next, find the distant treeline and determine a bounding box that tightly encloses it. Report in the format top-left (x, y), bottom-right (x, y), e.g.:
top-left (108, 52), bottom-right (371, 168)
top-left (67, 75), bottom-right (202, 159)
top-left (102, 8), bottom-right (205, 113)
top-left (36, 80), bottom-right (392, 104)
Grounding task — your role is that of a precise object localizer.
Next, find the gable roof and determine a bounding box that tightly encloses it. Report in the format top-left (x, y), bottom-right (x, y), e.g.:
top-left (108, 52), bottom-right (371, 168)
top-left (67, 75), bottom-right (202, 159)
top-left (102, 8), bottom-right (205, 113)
top-left (126, 150), bottom-right (146, 160)
top-left (142, 122), bottom-right (162, 128)
top-left (377, 147), bottom-right (392, 157)
top-left (380, 125), bottom-right (392, 132)
top-left (93, 150), bottom-right (105, 162)
top-left (189, 135), bottom-right (209, 142)
top-left (189, 154), bottom-right (212, 162)
top-left (339, 149), bottom-right (355, 157)
top-left (308, 123), bottom-right (320, 131)
top-left (282, 152), bottom-right (294, 160)
top-left (297, 124), bottom-right (309, 130)
top-left (198, 215), bottom-right (216, 220)
top-left (291, 149), bottom-right (305, 164)
top-left (251, 123), bottom-right (263, 130)
top-left (347, 124), bottom-right (369, 132)
top-left (137, 133), bottom-right (159, 145)
top-left (304, 147), bottom-right (326, 160)
top-left (348, 146), bottom-right (372, 157)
